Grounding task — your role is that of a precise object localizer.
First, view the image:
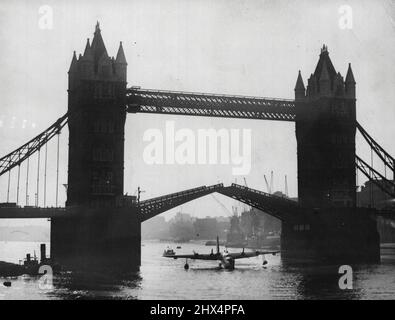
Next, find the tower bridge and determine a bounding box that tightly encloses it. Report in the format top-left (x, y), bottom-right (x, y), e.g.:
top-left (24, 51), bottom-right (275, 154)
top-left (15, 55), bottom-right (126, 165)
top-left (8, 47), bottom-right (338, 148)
top-left (1, 23), bottom-right (394, 269)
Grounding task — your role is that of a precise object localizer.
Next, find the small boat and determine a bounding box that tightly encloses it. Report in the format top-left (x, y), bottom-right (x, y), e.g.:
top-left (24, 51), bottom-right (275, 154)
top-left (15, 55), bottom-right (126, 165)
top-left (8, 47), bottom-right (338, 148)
top-left (176, 246), bottom-right (182, 249)
top-left (20, 244), bottom-right (61, 276)
top-left (22, 253), bottom-right (40, 275)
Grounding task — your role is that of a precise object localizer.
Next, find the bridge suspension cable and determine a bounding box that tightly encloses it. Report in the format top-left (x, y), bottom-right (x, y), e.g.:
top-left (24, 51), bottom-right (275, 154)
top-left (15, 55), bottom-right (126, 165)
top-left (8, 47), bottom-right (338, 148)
top-left (0, 113), bottom-right (68, 178)
top-left (56, 132), bottom-right (60, 207)
top-left (355, 122), bottom-right (395, 201)
top-left (355, 155), bottom-right (395, 199)
top-left (26, 157), bottom-right (29, 206)
top-left (36, 148), bottom-right (40, 207)
top-left (356, 121), bottom-right (395, 179)
top-left (44, 137), bottom-right (48, 207)
top-left (16, 164), bottom-right (20, 205)
top-left (7, 170), bottom-right (11, 203)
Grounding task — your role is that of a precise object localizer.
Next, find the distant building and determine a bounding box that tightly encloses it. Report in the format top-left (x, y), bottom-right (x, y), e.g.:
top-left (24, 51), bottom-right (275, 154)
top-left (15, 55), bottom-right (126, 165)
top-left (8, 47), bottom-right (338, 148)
top-left (193, 217), bottom-right (218, 239)
top-left (226, 214), bottom-right (244, 246)
top-left (141, 216), bottom-right (169, 240)
top-left (240, 209), bottom-right (261, 237)
top-left (226, 199), bottom-right (283, 248)
top-left (216, 216), bottom-right (231, 239)
top-left (141, 213), bottom-right (231, 241)
top-left (172, 212), bottom-right (194, 223)
top-left (168, 212), bottom-right (195, 241)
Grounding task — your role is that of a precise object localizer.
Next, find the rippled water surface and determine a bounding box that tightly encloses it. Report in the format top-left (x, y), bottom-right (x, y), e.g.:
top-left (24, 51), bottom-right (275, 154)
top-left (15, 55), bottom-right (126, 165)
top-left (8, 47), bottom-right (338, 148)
top-left (1, 241), bottom-right (395, 299)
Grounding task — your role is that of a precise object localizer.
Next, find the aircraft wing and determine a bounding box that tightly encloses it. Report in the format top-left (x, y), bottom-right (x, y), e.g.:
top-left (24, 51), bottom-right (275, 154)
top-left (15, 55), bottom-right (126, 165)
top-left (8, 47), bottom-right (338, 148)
top-left (163, 253), bottom-right (220, 261)
top-left (226, 250), bottom-right (279, 260)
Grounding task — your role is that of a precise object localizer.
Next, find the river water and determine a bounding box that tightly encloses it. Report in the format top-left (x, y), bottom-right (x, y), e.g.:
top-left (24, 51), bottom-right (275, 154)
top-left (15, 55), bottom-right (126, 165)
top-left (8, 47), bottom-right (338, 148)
top-left (1, 240), bottom-right (395, 299)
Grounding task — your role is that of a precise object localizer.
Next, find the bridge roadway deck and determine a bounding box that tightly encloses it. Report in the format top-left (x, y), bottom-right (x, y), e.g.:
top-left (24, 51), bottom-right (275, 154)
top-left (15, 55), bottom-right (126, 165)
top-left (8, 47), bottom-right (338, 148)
top-left (0, 207), bottom-right (67, 219)
top-left (0, 204), bottom-right (393, 220)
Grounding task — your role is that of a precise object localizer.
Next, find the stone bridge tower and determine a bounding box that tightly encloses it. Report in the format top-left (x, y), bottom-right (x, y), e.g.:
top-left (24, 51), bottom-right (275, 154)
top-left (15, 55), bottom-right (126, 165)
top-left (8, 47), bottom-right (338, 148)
top-left (52, 23), bottom-right (141, 271)
top-left (288, 49), bottom-right (379, 262)
top-left (295, 45), bottom-right (356, 209)
top-left (67, 22), bottom-right (127, 208)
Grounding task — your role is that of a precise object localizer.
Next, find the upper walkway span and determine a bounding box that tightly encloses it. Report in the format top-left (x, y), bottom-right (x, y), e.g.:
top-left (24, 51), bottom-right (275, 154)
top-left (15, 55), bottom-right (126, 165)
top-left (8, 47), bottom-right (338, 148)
top-left (126, 87), bottom-right (296, 121)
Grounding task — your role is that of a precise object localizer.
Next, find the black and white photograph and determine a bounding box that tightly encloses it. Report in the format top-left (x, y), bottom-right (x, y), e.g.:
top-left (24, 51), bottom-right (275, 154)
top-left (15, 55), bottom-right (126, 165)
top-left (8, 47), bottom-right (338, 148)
top-left (0, 0), bottom-right (395, 305)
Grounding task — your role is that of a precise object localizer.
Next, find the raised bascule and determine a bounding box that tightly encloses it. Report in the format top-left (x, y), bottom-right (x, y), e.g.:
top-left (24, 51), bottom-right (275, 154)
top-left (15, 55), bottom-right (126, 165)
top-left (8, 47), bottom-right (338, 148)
top-left (1, 23), bottom-right (394, 270)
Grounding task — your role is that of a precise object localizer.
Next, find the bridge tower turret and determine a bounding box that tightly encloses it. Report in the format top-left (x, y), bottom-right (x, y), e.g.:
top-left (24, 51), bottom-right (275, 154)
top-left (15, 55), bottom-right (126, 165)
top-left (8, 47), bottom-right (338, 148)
top-left (294, 70), bottom-right (305, 101)
top-left (295, 45), bottom-right (356, 208)
top-left (345, 63), bottom-right (356, 99)
top-left (67, 22), bottom-right (127, 208)
top-left (114, 41), bottom-right (127, 81)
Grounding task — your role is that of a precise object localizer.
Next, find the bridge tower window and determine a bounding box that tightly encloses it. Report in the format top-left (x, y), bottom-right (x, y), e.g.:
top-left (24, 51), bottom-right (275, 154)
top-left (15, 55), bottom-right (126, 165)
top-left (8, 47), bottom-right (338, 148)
top-left (92, 146), bottom-right (114, 162)
top-left (93, 119), bottom-right (115, 133)
top-left (93, 82), bottom-right (115, 99)
top-left (90, 169), bottom-right (114, 194)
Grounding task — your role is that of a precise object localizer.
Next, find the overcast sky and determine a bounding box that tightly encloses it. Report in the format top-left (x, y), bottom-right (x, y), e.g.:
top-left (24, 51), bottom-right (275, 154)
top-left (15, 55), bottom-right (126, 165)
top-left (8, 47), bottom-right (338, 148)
top-left (0, 0), bottom-right (394, 226)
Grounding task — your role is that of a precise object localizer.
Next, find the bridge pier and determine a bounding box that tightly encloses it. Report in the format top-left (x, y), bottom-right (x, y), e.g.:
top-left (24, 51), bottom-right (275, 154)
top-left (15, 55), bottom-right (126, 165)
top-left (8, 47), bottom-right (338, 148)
top-left (51, 205), bottom-right (140, 272)
top-left (281, 208), bottom-right (380, 263)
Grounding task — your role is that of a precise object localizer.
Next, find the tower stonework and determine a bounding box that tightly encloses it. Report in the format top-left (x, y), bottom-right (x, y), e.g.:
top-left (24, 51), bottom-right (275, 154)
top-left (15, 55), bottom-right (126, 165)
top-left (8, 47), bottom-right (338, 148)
top-left (295, 45), bottom-right (356, 209)
top-left (67, 22), bottom-right (127, 208)
top-left (280, 46), bottom-right (379, 263)
top-left (51, 23), bottom-right (140, 271)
